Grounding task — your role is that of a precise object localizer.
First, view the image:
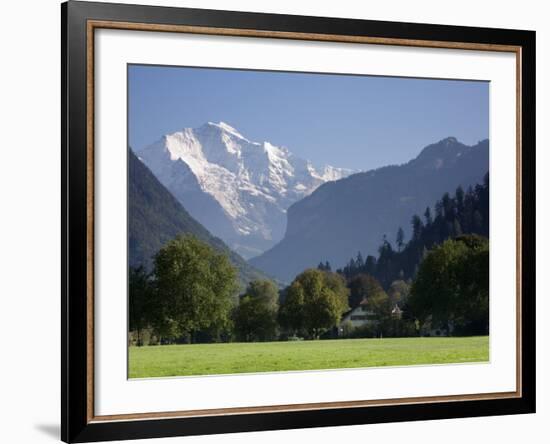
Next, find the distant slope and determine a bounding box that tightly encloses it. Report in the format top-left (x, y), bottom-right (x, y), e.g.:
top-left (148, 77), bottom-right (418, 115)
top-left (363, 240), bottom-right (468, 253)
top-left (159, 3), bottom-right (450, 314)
top-left (250, 138), bottom-right (489, 282)
top-left (128, 148), bottom-right (267, 286)
top-left (338, 174), bottom-right (490, 288)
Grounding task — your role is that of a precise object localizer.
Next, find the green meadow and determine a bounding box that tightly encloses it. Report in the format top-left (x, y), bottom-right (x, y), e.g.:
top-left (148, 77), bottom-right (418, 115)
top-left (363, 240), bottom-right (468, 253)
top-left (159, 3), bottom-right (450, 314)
top-left (129, 336), bottom-right (489, 378)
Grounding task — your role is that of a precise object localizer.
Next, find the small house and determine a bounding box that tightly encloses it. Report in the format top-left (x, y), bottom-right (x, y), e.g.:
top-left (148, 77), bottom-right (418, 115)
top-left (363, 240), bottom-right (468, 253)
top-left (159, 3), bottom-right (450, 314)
top-left (391, 304), bottom-right (403, 320)
top-left (339, 299), bottom-right (378, 331)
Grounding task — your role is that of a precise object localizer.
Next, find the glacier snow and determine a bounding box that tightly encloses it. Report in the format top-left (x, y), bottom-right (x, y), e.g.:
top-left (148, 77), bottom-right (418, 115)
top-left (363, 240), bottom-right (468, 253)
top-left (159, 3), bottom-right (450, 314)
top-left (137, 122), bottom-right (354, 259)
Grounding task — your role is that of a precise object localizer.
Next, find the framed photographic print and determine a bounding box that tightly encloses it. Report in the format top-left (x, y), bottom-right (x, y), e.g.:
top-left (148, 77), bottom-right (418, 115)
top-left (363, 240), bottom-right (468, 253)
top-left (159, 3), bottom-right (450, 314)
top-left (61, 1), bottom-right (536, 442)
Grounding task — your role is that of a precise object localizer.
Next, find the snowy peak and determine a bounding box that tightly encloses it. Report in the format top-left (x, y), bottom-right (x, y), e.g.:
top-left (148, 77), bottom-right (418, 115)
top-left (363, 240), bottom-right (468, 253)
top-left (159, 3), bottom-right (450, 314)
top-left (206, 121), bottom-right (248, 141)
top-left (138, 123), bottom-right (355, 258)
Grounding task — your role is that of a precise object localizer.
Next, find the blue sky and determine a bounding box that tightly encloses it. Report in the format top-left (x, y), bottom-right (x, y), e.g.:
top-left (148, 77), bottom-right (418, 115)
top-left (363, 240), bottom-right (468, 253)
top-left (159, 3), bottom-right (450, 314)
top-left (128, 64), bottom-right (489, 170)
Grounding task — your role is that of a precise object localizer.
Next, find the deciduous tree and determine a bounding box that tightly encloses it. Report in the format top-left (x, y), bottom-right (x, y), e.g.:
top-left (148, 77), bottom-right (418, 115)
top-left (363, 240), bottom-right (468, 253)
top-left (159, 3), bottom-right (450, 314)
top-left (233, 280), bottom-right (279, 341)
top-left (152, 235), bottom-right (238, 342)
top-left (279, 269), bottom-right (348, 339)
top-left (408, 235), bottom-right (488, 335)
top-left (129, 266), bottom-right (153, 346)
top-left (348, 274), bottom-right (384, 308)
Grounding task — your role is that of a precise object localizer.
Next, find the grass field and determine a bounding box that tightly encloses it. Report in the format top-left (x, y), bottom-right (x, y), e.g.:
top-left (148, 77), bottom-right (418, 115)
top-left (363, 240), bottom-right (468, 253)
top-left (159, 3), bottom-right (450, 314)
top-left (128, 336), bottom-right (489, 378)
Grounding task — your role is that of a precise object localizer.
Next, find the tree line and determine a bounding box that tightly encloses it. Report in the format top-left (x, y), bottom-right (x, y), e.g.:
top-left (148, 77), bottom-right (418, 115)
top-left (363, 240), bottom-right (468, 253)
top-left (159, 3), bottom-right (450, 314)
top-left (130, 235), bottom-right (487, 345)
top-left (337, 173), bottom-right (489, 288)
top-left (130, 235), bottom-right (353, 344)
top-left (130, 174), bottom-right (489, 345)
top-left (329, 174), bottom-right (490, 336)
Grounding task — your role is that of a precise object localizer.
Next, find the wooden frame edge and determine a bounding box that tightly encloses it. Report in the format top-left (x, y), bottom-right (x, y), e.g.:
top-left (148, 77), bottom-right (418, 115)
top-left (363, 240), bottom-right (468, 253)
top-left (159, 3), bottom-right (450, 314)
top-left (90, 391), bottom-right (520, 423)
top-left (86, 18), bottom-right (95, 424)
top-left (89, 19), bottom-right (522, 53)
top-left (85, 18), bottom-right (524, 424)
top-left (515, 46), bottom-right (523, 398)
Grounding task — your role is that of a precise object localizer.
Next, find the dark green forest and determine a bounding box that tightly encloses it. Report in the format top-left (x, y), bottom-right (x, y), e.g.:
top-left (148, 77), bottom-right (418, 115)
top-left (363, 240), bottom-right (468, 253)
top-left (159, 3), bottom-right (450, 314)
top-left (336, 173), bottom-right (489, 287)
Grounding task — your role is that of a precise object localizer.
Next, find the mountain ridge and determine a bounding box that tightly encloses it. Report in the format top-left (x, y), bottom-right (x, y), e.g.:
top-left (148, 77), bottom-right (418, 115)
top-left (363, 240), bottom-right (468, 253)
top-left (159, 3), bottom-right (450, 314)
top-left (137, 122), bottom-right (354, 258)
top-left (128, 148), bottom-right (268, 287)
top-left (250, 137), bottom-right (489, 282)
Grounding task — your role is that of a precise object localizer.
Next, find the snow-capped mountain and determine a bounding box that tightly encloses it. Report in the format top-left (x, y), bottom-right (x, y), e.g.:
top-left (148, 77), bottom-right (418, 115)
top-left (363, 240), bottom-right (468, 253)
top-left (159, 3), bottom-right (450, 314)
top-left (137, 122), bottom-right (354, 258)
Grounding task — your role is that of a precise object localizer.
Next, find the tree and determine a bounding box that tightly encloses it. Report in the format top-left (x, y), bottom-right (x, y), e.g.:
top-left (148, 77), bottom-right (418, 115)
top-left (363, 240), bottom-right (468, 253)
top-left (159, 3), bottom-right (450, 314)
top-left (355, 252), bottom-right (364, 269)
top-left (279, 269), bottom-right (349, 339)
top-left (129, 266), bottom-right (153, 346)
top-left (411, 215), bottom-right (424, 240)
top-left (350, 281), bottom-right (392, 337)
top-left (342, 175), bottom-right (490, 289)
top-left (455, 186), bottom-right (465, 214)
top-left (453, 235), bottom-right (489, 334)
top-left (245, 279), bottom-right (278, 308)
top-left (347, 274), bottom-right (384, 308)
top-left (441, 192), bottom-right (453, 220)
top-left (408, 235), bottom-right (489, 335)
top-left (409, 239), bottom-right (465, 331)
top-left (278, 281), bottom-right (305, 335)
top-left (435, 200), bottom-right (443, 219)
top-left (424, 206), bottom-right (433, 226)
top-left (152, 235), bottom-right (238, 343)
top-left (452, 219), bottom-right (463, 237)
top-left (348, 258), bottom-right (357, 275)
top-left (376, 238), bottom-right (396, 287)
top-left (233, 280), bottom-right (279, 341)
top-left (387, 280), bottom-right (410, 307)
top-left (364, 255), bottom-right (377, 275)
top-left (365, 287), bottom-right (392, 322)
top-left (472, 210), bottom-right (483, 233)
top-left (323, 271), bottom-right (350, 313)
top-left (396, 227), bottom-right (405, 252)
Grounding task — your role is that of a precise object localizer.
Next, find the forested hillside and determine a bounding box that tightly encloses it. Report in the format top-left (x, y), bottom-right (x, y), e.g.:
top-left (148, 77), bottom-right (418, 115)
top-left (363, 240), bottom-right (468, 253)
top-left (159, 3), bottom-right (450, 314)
top-left (128, 148), bottom-right (267, 286)
top-left (251, 138), bottom-right (489, 282)
top-left (337, 173), bottom-right (489, 288)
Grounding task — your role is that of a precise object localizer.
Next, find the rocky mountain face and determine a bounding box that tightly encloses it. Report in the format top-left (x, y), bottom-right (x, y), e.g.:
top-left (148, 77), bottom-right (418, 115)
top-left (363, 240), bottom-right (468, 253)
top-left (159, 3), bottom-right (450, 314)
top-left (128, 149), bottom-right (268, 287)
top-left (249, 138), bottom-right (489, 283)
top-left (137, 122), bottom-right (352, 259)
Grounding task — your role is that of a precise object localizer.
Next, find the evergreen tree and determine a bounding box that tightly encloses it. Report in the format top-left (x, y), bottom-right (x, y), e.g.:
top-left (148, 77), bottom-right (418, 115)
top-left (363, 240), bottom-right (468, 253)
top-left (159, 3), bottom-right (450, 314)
top-left (364, 255), bottom-right (377, 275)
top-left (411, 215), bottom-right (424, 240)
top-left (435, 200), bottom-right (443, 219)
top-left (396, 227), bottom-right (405, 252)
top-left (424, 206), bottom-right (433, 226)
top-left (472, 210), bottom-right (483, 233)
top-left (453, 219), bottom-right (463, 237)
top-left (356, 252), bottom-right (364, 269)
top-left (441, 192), bottom-right (453, 220)
top-left (337, 174), bottom-right (489, 291)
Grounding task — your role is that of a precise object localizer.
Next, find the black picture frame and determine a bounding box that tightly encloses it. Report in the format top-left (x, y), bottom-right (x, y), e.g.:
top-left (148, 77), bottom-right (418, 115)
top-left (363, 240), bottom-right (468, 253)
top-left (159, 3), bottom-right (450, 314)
top-left (61, 1), bottom-right (536, 442)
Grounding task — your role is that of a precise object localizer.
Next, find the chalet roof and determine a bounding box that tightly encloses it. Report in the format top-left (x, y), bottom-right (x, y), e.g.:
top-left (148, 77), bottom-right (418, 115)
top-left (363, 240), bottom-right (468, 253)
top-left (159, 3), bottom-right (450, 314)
top-left (341, 304), bottom-right (363, 320)
top-left (391, 304), bottom-right (403, 314)
top-left (341, 309), bottom-right (353, 320)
